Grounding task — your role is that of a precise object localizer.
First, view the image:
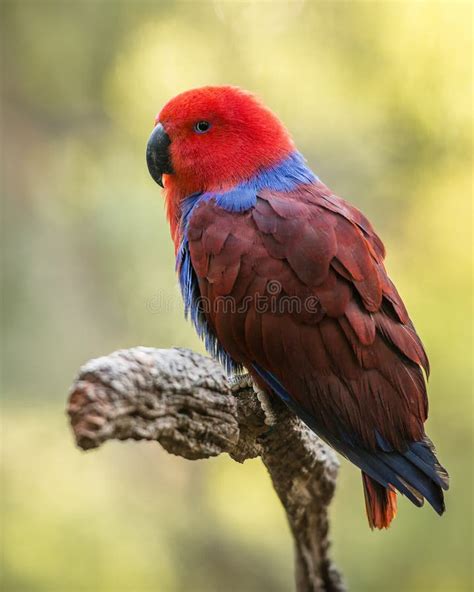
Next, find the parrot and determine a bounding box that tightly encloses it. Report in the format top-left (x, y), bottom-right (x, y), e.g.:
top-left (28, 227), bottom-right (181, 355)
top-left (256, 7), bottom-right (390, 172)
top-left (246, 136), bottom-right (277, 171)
top-left (146, 85), bottom-right (449, 529)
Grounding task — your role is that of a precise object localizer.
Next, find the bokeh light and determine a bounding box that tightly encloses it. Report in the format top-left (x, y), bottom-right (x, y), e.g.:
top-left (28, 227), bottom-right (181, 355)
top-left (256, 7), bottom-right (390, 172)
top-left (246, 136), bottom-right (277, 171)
top-left (2, 2), bottom-right (472, 591)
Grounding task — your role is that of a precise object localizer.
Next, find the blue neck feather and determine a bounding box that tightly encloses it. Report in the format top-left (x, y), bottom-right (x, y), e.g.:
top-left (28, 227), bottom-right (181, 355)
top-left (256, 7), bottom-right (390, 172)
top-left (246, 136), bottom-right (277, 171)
top-left (176, 150), bottom-right (317, 373)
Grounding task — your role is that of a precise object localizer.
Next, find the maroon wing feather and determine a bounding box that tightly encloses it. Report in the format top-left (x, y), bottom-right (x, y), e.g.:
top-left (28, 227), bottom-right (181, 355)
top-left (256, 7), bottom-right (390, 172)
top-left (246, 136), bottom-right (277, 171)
top-left (187, 182), bottom-right (429, 452)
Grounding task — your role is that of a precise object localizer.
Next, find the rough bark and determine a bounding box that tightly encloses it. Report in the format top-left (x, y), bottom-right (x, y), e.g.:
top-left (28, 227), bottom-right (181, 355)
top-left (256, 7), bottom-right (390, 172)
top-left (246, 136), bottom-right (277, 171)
top-left (67, 346), bottom-right (346, 592)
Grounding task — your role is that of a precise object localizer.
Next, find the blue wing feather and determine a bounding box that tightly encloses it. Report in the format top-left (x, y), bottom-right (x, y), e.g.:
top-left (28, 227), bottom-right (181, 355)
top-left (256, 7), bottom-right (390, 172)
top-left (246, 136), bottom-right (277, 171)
top-left (253, 363), bottom-right (446, 514)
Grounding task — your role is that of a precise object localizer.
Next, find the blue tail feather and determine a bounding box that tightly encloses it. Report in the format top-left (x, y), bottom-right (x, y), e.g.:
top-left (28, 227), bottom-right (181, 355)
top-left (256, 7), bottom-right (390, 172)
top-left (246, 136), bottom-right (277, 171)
top-left (407, 441), bottom-right (449, 490)
top-left (253, 364), bottom-right (448, 514)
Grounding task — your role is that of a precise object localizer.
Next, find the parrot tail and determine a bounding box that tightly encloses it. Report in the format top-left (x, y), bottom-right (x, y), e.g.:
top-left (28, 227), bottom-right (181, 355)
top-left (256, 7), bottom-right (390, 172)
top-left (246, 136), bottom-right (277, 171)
top-left (362, 472), bottom-right (398, 529)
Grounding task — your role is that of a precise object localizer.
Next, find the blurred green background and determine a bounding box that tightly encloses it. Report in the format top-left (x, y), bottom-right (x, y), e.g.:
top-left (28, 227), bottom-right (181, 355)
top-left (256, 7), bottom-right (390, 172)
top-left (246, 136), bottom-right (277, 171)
top-left (1, 1), bottom-right (472, 591)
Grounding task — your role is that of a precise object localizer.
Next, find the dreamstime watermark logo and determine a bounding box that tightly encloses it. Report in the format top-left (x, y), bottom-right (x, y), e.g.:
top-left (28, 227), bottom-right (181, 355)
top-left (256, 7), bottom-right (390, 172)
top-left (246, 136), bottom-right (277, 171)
top-left (146, 291), bottom-right (182, 314)
top-left (146, 280), bottom-right (321, 315)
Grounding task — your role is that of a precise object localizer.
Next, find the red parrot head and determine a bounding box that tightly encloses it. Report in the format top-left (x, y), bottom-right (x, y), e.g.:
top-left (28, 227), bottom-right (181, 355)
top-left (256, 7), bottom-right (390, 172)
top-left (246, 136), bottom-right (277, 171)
top-left (146, 86), bottom-right (294, 201)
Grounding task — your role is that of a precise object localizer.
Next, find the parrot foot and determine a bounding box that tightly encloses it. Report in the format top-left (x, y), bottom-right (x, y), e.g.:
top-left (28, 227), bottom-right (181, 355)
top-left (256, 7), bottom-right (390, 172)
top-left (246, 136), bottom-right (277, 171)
top-left (229, 373), bottom-right (277, 427)
top-left (255, 386), bottom-right (278, 426)
top-left (229, 373), bottom-right (254, 392)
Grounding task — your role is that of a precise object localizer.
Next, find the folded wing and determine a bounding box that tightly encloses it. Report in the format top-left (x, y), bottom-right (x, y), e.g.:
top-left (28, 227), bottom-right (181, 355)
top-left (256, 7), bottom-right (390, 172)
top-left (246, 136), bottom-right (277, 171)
top-left (186, 181), bottom-right (448, 526)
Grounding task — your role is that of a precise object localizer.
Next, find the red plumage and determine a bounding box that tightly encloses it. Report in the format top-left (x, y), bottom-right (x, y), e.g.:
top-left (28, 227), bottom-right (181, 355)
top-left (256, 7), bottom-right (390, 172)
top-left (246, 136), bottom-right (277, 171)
top-left (362, 473), bottom-right (398, 530)
top-left (157, 86), bottom-right (293, 245)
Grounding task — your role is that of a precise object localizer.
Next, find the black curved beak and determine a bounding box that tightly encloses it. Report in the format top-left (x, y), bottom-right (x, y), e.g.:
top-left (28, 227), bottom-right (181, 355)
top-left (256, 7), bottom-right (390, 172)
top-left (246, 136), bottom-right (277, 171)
top-left (146, 123), bottom-right (173, 188)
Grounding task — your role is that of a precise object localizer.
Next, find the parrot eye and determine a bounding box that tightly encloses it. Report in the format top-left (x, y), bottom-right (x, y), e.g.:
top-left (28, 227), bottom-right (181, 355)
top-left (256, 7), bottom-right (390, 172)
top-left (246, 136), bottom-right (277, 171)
top-left (194, 121), bottom-right (211, 134)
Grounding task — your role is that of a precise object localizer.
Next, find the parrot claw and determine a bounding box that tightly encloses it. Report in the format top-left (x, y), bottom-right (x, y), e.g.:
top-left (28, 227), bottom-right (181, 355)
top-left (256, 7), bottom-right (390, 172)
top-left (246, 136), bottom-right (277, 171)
top-left (255, 387), bottom-right (278, 426)
top-left (229, 373), bottom-right (277, 426)
top-left (229, 373), bottom-right (253, 392)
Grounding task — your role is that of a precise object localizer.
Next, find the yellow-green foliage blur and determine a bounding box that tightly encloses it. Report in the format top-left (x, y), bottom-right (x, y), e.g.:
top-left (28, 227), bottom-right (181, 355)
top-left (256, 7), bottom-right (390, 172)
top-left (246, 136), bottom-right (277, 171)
top-left (1, 2), bottom-right (472, 591)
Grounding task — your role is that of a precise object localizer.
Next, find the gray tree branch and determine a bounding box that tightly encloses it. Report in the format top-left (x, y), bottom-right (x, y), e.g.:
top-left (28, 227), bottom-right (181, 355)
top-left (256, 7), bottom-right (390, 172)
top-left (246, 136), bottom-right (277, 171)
top-left (67, 346), bottom-right (346, 592)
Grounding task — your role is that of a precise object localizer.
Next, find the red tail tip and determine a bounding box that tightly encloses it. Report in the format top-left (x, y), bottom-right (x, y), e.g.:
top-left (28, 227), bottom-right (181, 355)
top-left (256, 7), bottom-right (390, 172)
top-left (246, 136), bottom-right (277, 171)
top-left (362, 473), bottom-right (398, 529)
